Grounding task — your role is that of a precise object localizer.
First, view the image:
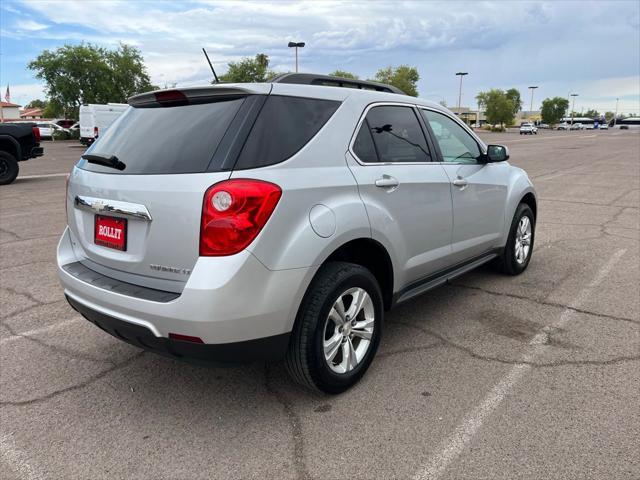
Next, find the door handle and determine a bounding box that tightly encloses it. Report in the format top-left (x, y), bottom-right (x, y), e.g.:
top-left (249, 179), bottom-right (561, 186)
top-left (452, 177), bottom-right (468, 187)
top-left (375, 175), bottom-right (399, 188)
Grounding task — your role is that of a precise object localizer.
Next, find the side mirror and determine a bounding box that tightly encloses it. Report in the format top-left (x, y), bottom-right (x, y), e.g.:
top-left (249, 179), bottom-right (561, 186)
top-left (485, 144), bottom-right (509, 162)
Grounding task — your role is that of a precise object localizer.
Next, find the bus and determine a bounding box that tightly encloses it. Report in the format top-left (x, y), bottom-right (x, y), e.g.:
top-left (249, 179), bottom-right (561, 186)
top-left (614, 117), bottom-right (640, 129)
top-left (560, 117), bottom-right (601, 129)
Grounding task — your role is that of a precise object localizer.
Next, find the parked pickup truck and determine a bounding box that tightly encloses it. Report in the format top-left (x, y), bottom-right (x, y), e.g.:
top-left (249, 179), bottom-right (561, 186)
top-left (0, 123), bottom-right (44, 185)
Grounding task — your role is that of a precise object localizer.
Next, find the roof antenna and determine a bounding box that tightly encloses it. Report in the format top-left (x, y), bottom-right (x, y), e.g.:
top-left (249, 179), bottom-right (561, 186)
top-left (202, 48), bottom-right (220, 83)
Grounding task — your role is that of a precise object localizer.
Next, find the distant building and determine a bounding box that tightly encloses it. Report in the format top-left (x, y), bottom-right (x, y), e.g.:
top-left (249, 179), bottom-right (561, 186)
top-left (0, 101), bottom-right (21, 120)
top-left (449, 107), bottom-right (486, 126)
top-left (20, 108), bottom-right (44, 120)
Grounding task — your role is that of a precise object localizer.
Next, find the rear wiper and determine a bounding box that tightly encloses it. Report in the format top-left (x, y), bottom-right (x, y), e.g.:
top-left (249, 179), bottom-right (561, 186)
top-left (81, 154), bottom-right (126, 171)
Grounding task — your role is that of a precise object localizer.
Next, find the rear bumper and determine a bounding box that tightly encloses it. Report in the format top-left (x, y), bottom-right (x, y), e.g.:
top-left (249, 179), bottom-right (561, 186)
top-left (66, 295), bottom-right (290, 364)
top-left (30, 146), bottom-right (44, 158)
top-left (57, 227), bottom-right (317, 353)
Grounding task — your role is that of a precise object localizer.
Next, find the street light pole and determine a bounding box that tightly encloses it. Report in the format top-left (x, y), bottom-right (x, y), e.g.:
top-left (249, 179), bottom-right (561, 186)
top-left (614, 97), bottom-right (619, 127)
top-left (570, 93), bottom-right (578, 126)
top-left (528, 86), bottom-right (538, 120)
top-left (455, 72), bottom-right (468, 111)
top-left (287, 41), bottom-right (305, 73)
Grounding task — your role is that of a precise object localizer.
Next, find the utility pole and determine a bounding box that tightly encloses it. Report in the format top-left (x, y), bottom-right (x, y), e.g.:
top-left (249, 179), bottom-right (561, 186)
top-left (614, 97), bottom-right (619, 126)
top-left (287, 41), bottom-right (305, 73)
top-left (455, 72), bottom-right (468, 111)
top-left (570, 93), bottom-right (578, 126)
top-left (528, 86), bottom-right (538, 120)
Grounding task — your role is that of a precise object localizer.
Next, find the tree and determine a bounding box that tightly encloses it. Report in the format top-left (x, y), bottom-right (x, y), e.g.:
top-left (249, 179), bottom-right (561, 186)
top-left (505, 88), bottom-right (523, 115)
top-left (25, 99), bottom-right (47, 109)
top-left (329, 70), bottom-right (359, 79)
top-left (604, 111), bottom-right (615, 122)
top-left (583, 108), bottom-right (599, 118)
top-left (476, 89), bottom-right (516, 127)
top-left (371, 65), bottom-right (420, 97)
top-left (219, 54), bottom-right (275, 83)
top-left (540, 97), bottom-right (570, 125)
top-left (28, 43), bottom-right (154, 118)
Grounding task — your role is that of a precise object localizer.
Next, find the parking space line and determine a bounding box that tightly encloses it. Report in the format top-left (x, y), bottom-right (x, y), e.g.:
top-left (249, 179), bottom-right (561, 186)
top-left (0, 318), bottom-right (80, 346)
top-left (412, 248), bottom-right (626, 480)
top-left (17, 173), bottom-right (68, 179)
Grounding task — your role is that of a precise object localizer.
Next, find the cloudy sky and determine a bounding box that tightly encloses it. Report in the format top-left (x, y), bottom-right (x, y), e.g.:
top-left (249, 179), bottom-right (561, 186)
top-left (1, 0), bottom-right (639, 114)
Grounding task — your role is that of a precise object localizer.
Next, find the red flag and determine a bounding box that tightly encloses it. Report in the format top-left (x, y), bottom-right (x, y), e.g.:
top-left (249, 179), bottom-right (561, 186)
top-left (4, 85), bottom-right (9, 103)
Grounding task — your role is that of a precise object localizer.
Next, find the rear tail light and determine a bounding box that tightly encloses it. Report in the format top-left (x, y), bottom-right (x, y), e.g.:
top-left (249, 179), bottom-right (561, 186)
top-left (93, 126), bottom-right (99, 138)
top-left (32, 126), bottom-right (41, 142)
top-left (200, 179), bottom-right (282, 256)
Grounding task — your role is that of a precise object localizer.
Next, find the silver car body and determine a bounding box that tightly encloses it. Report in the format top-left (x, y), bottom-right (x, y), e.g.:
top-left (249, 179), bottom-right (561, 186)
top-left (58, 82), bottom-right (536, 352)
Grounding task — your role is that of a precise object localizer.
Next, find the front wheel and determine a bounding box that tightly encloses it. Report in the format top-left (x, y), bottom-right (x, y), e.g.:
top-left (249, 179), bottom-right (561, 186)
top-left (0, 151), bottom-right (19, 185)
top-left (495, 203), bottom-right (535, 275)
top-left (285, 262), bottom-right (383, 394)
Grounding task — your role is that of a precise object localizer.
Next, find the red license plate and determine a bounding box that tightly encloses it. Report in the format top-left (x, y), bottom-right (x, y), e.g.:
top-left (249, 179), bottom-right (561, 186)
top-left (94, 215), bottom-right (127, 251)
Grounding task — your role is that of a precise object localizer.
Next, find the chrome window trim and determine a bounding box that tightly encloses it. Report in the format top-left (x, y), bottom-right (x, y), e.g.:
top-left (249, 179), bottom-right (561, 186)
top-left (348, 101), bottom-right (442, 166)
top-left (74, 195), bottom-right (153, 221)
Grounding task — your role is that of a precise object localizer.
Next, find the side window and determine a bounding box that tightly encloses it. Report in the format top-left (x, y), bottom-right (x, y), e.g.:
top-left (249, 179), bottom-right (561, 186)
top-left (353, 119), bottom-right (378, 162)
top-left (235, 95), bottom-right (341, 169)
top-left (421, 110), bottom-right (481, 164)
top-left (358, 106), bottom-right (431, 163)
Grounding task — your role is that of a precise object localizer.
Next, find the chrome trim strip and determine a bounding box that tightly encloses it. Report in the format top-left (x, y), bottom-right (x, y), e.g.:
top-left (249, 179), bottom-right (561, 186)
top-left (74, 195), bottom-right (152, 221)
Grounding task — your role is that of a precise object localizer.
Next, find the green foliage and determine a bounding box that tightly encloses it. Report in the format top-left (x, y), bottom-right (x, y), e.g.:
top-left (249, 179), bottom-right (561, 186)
top-left (371, 65), bottom-right (420, 97)
top-left (540, 97), bottom-right (570, 125)
top-left (505, 88), bottom-right (523, 115)
top-left (28, 43), bottom-right (155, 119)
top-left (604, 111), bottom-right (615, 121)
top-left (25, 99), bottom-right (46, 109)
top-left (476, 89), bottom-right (516, 127)
top-left (583, 109), bottom-right (599, 118)
top-left (490, 125), bottom-right (506, 132)
top-left (329, 70), bottom-right (359, 79)
top-left (69, 128), bottom-right (80, 140)
top-left (52, 129), bottom-right (70, 141)
top-left (42, 99), bottom-right (63, 118)
top-left (219, 54), bottom-right (275, 83)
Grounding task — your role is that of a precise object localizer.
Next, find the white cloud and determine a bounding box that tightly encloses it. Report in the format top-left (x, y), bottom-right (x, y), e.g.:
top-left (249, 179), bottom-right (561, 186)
top-left (4, 83), bottom-right (46, 105)
top-left (18, 19), bottom-right (48, 31)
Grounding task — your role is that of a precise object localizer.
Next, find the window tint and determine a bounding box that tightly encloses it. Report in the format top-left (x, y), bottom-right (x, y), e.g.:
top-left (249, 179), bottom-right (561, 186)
top-left (78, 98), bottom-right (245, 174)
top-left (352, 119), bottom-right (378, 162)
top-left (421, 109), bottom-right (481, 163)
top-left (235, 95), bottom-right (340, 169)
top-left (363, 106), bottom-right (431, 163)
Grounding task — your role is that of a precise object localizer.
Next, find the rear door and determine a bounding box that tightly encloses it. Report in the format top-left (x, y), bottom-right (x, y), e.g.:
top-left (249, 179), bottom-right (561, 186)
top-left (346, 103), bottom-right (454, 287)
top-left (66, 88), bottom-right (269, 289)
top-left (420, 108), bottom-right (509, 262)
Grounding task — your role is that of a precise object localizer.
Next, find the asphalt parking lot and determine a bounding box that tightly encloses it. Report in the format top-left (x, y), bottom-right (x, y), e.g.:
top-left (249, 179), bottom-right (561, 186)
top-left (1, 129), bottom-right (639, 479)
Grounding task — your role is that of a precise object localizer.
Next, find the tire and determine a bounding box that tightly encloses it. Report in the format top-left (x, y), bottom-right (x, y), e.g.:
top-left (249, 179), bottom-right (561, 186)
top-left (495, 203), bottom-right (535, 275)
top-left (285, 261), bottom-right (384, 394)
top-left (0, 151), bottom-right (19, 185)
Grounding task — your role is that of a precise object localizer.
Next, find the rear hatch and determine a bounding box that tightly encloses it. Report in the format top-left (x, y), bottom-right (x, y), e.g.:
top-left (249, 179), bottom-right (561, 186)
top-left (66, 85), bottom-right (271, 291)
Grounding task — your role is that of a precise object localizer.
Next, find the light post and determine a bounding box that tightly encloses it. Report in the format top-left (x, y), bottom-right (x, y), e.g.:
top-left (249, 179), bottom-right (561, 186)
top-left (287, 41), bottom-right (305, 73)
top-left (528, 86), bottom-right (538, 120)
top-left (570, 93), bottom-right (578, 126)
top-left (614, 97), bottom-right (619, 127)
top-left (455, 72), bottom-right (468, 111)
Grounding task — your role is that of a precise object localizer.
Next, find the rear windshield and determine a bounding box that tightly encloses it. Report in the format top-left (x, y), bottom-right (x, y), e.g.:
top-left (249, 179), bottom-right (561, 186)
top-left (77, 98), bottom-right (245, 175)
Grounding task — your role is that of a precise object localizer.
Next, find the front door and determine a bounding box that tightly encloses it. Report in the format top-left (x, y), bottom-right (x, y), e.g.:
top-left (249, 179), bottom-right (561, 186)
top-left (420, 108), bottom-right (509, 262)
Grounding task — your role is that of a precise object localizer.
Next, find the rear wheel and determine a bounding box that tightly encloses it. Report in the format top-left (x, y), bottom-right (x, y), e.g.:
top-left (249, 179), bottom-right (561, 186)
top-left (285, 262), bottom-right (383, 394)
top-left (0, 151), bottom-right (19, 185)
top-left (495, 203), bottom-right (535, 275)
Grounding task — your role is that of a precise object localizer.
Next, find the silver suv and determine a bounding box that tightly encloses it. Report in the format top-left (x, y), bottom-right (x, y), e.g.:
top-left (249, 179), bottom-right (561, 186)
top-left (58, 74), bottom-right (537, 393)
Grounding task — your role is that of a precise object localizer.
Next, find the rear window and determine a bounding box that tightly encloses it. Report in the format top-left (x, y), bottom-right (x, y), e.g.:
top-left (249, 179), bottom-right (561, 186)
top-left (77, 98), bottom-right (245, 175)
top-left (234, 95), bottom-right (340, 170)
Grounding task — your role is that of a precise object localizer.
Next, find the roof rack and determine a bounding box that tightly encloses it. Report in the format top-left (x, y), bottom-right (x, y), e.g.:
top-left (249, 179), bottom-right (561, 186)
top-left (270, 73), bottom-right (405, 95)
